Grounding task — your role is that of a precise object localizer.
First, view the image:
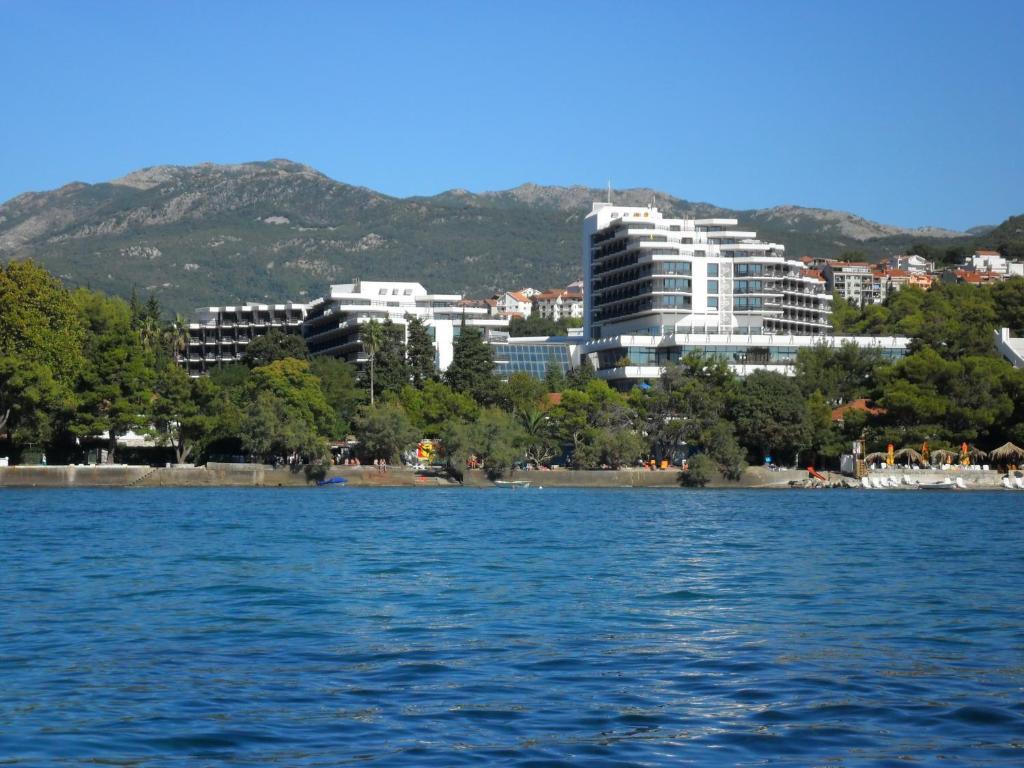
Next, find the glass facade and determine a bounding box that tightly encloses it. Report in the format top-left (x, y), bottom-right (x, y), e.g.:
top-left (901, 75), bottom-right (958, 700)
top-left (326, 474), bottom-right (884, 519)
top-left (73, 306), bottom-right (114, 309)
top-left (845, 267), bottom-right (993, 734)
top-left (493, 341), bottom-right (573, 380)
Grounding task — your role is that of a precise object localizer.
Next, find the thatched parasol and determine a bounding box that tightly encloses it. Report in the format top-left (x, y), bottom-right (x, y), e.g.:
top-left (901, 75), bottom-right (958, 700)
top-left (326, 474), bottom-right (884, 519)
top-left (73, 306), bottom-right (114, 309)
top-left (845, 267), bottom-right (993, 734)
top-left (894, 447), bottom-right (923, 463)
top-left (864, 452), bottom-right (888, 463)
top-left (966, 446), bottom-right (988, 461)
top-left (989, 442), bottom-right (1024, 463)
top-left (930, 448), bottom-right (957, 464)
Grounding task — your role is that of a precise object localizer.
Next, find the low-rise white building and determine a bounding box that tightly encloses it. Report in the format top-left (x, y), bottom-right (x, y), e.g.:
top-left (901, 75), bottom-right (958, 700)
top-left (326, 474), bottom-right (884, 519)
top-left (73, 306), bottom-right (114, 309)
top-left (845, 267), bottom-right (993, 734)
top-left (584, 331), bottom-right (910, 385)
top-left (886, 254), bottom-right (934, 274)
top-left (491, 290), bottom-right (533, 319)
top-left (995, 327), bottom-right (1024, 369)
top-left (303, 281), bottom-right (507, 371)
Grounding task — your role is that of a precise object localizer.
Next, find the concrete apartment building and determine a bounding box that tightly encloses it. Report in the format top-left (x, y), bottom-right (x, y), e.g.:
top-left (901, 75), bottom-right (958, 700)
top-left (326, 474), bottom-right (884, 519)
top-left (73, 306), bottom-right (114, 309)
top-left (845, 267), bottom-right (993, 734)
top-left (179, 301), bottom-right (309, 377)
top-left (822, 261), bottom-right (885, 307)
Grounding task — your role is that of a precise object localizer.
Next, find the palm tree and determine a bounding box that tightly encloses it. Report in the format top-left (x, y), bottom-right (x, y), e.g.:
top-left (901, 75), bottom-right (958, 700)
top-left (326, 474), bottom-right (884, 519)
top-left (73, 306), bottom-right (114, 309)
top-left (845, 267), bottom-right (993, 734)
top-left (519, 408), bottom-right (557, 467)
top-left (163, 313), bottom-right (189, 363)
top-left (362, 320), bottom-right (383, 406)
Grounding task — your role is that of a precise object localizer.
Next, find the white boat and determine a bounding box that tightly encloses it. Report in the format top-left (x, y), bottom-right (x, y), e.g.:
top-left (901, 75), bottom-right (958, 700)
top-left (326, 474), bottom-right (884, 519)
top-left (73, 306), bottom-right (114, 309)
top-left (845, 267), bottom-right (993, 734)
top-left (920, 478), bottom-right (965, 491)
top-left (494, 479), bottom-right (531, 489)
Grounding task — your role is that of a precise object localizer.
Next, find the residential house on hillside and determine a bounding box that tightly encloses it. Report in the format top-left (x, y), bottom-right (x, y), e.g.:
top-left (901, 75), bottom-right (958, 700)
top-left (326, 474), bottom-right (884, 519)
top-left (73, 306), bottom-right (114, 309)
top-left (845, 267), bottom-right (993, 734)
top-left (965, 249), bottom-right (1024, 278)
top-left (886, 253), bottom-right (934, 274)
top-left (491, 290), bottom-right (533, 319)
top-left (533, 289), bottom-right (584, 322)
top-left (942, 268), bottom-right (1006, 286)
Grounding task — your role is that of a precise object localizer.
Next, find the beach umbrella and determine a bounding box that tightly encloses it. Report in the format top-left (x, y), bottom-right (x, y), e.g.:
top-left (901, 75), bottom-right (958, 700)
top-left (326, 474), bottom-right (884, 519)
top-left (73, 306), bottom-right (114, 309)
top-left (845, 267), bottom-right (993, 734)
top-left (894, 447), bottom-right (923, 464)
top-left (921, 441), bottom-right (930, 463)
top-left (989, 442), bottom-right (1024, 464)
top-left (967, 446), bottom-right (988, 461)
top-left (930, 448), bottom-right (956, 464)
top-left (864, 452), bottom-right (888, 463)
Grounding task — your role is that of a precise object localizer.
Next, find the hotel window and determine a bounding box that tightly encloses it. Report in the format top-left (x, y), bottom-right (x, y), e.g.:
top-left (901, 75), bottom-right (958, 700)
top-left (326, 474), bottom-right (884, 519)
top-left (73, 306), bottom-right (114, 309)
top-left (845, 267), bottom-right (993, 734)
top-left (708, 297), bottom-right (719, 310)
top-left (379, 289), bottom-right (388, 295)
top-left (708, 280), bottom-right (719, 293)
top-left (707, 264), bottom-right (719, 277)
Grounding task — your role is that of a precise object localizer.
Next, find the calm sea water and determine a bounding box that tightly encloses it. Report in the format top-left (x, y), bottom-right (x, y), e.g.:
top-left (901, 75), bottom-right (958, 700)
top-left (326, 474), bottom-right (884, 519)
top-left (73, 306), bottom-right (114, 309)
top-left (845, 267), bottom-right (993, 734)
top-left (0, 488), bottom-right (1021, 766)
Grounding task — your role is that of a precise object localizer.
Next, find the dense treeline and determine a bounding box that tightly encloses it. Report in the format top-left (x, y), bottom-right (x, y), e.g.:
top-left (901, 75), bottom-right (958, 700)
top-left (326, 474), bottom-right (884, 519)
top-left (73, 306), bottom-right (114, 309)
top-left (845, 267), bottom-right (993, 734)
top-left (2, 261), bottom-right (1024, 479)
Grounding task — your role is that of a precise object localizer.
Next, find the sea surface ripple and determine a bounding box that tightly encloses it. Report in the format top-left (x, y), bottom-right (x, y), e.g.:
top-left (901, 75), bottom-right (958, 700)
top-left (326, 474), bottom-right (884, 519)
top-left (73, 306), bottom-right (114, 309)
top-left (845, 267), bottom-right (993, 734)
top-left (0, 487), bottom-right (1022, 766)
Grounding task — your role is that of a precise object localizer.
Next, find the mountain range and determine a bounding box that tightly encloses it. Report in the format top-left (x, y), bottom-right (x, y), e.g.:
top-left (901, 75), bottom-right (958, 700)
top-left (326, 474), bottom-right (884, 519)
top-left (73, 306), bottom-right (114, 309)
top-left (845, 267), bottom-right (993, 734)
top-left (0, 159), bottom-right (1014, 315)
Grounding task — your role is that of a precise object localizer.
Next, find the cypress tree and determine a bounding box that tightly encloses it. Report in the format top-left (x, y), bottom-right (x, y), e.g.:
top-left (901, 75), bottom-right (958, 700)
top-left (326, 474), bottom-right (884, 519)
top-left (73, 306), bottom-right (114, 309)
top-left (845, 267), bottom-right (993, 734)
top-left (406, 316), bottom-right (437, 387)
top-left (444, 326), bottom-right (497, 404)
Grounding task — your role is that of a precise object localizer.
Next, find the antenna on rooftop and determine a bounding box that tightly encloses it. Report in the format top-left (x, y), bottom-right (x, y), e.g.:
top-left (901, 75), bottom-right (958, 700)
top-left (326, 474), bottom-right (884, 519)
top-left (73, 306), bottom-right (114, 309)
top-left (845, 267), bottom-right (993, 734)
top-left (607, 180), bottom-right (612, 204)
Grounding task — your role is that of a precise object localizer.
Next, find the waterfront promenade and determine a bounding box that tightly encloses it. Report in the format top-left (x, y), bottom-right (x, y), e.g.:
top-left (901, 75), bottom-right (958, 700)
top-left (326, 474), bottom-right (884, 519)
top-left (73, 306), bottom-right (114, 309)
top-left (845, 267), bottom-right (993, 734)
top-left (0, 463), bottom-right (1011, 489)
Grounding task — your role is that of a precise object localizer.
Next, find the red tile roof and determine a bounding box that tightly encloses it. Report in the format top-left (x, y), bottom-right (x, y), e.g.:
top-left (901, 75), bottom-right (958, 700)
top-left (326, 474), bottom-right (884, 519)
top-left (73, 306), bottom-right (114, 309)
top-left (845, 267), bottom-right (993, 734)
top-left (831, 399), bottom-right (887, 422)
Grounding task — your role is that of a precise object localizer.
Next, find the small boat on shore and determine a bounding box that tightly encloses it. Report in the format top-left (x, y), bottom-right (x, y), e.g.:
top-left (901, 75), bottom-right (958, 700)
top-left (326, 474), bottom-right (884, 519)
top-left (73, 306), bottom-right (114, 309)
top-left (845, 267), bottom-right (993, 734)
top-left (317, 476), bottom-right (348, 487)
top-left (494, 479), bottom-right (531, 489)
top-left (919, 477), bottom-right (965, 491)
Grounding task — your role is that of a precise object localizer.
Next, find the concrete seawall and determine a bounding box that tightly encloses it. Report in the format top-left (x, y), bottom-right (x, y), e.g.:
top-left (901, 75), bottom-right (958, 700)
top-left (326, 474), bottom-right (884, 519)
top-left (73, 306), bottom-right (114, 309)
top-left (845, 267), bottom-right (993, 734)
top-left (0, 464), bottom-right (1012, 490)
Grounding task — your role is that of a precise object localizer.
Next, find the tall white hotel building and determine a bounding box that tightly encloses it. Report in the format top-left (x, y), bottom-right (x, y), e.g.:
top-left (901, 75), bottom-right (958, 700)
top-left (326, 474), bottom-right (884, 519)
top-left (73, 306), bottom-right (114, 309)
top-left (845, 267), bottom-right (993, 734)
top-left (584, 202), bottom-right (831, 339)
top-left (581, 202), bottom-right (906, 380)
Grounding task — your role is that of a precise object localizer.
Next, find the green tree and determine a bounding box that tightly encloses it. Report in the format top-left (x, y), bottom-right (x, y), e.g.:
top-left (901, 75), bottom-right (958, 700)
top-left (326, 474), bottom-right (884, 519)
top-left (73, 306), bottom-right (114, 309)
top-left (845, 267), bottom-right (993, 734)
top-left (544, 364), bottom-right (567, 393)
top-left (243, 328), bottom-right (308, 367)
top-left (237, 358), bottom-right (335, 462)
top-left (0, 260), bottom-right (85, 388)
top-left (71, 290), bottom-right (154, 461)
top-left (564, 357), bottom-right (597, 390)
top-left (374, 320), bottom-right (412, 396)
top-left (992, 277), bottom-right (1024, 334)
top-left (444, 326), bottom-right (498, 404)
top-left (729, 370), bottom-right (808, 464)
top-left (681, 453), bottom-right (714, 487)
top-left (793, 342), bottom-right (882, 405)
top-left (406, 316), bottom-right (437, 387)
top-left (509, 315), bottom-right (567, 337)
top-left (353, 402), bottom-right (418, 462)
top-left (0, 261), bottom-right (85, 449)
top-left (0, 358), bottom-right (72, 446)
top-left (518, 408), bottom-right (559, 467)
top-left (441, 407), bottom-right (525, 478)
top-left (150, 363), bottom-right (219, 464)
top-left (498, 372), bottom-right (548, 415)
top-left (829, 294), bottom-right (861, 334)
top-left (549, 379), bottom-right (639, 469)
top-left (800, 391), bottom-right (841, 466)
top-left (399, 379), bottom-right (480, 437)
top-left (309, 356), bottom-right (365, 437)
top-left (703, 420), bottom-right (747, 480)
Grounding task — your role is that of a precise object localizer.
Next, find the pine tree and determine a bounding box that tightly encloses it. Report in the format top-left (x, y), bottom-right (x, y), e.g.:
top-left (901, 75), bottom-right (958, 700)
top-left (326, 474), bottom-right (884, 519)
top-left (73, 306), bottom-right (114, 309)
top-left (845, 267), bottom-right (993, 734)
top-left (375, 320), bottom-right (412, 395)
top-left (406, 316), bottom-right (437, 387)
top-left (444, 326), bottom-right (497, 404)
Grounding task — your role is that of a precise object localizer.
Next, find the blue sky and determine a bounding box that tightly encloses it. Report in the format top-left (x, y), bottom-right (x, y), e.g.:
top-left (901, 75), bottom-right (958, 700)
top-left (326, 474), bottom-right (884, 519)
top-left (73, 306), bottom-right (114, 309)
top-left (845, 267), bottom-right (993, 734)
top-left (2, 0), bottom-right (1021, 230)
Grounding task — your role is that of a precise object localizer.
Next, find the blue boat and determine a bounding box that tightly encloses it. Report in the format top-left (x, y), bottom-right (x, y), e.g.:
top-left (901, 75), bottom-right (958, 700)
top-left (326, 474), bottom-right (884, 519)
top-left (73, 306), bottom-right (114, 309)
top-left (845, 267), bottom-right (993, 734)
top-left (317, 476), bottom-right (348, 486)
